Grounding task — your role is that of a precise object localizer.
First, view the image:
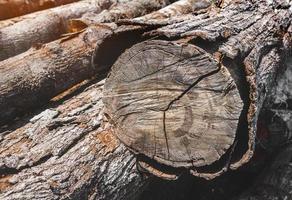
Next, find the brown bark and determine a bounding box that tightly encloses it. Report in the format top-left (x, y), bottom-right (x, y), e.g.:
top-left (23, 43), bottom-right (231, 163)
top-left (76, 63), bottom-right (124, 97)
top-left (0, 25), bottom-right (113, 124)
top-left (0, 0), bottom-right (79, 20)
top-left (0, 80), bottom-right (149, 200)
top-left (102, 0), bottom-right (292, 179)
top-left (0, 0), bottom-right (171, 124)
top-left (0, 0), bottom-right (291, 199)
top-left (67, 0), bottom-right (169, 32)
top-left (0, 0), bottom-right (116, 61)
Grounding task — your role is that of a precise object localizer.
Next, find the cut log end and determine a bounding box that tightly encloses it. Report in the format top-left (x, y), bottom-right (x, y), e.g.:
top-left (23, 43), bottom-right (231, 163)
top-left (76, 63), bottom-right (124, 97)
top-left (103, 40), bottom-right (243, 179)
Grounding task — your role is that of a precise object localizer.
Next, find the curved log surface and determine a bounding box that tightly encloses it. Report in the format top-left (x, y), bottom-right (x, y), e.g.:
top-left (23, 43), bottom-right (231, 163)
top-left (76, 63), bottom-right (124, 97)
top-left (119, 0), bottom-right (212, 25)
top-left (0, 25), bottom-right (113, 125)
top-left (0, 80), bottom-right (148, 200)
top-left (103, 40), bottom-right (243, 170)
top-left (141, 0), bottom-right (292, 174)
top-left (0, 0), bottom-right (116, 61)
top-left (0, 0), bottom-right (171, 124)
top-left (0, 0), bottom-right (79, 20)
top-left (67, 0), bottom-right (169, 32)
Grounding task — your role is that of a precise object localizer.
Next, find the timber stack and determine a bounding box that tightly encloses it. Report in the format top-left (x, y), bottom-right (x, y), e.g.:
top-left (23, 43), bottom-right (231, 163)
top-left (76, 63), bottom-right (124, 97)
top-left (0, 0), bottom-right (291, 200)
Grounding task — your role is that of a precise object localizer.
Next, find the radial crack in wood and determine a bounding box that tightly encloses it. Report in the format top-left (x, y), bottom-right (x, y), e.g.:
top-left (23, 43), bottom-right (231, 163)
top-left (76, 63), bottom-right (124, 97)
top-left (103, 40), bottom-right (243, 178)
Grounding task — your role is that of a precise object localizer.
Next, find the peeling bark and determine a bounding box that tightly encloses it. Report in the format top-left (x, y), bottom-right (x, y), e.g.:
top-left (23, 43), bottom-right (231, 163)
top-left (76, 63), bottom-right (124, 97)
top-left (67, 0), bottom-right (169, 32)
top-left (103, 0), bottom-right (292, 179)
top-left (0, 0), bottom-right (291, 199)
top-left (0, 80), bottom-right (149, 200)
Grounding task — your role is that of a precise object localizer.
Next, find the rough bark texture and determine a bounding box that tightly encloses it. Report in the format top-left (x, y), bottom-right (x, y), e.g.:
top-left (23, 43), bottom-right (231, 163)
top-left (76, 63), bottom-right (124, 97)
top-left (0, 0), bottom-right (79, 20)
top-left (67, 0), bottom-right (169, 32)
top-left (0, 26), bottom-right (113, 124)
top-left (0, 0), bottom-right (291, 199)
top-left (0, 0), bottom-right (170, 124)
top-left (0, 0), bottom-right (116, 61)
top-left (116, 0), bottom-right (291, 179)
top-left (0, 80), bottom-right (148, 200)
top-left (120, 0), bottom-right (211, 25)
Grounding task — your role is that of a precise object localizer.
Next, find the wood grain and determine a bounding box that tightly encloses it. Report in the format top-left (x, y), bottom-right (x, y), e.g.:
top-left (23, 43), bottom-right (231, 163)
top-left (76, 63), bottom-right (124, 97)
top-left (103, 40), bottom-right (243, 169)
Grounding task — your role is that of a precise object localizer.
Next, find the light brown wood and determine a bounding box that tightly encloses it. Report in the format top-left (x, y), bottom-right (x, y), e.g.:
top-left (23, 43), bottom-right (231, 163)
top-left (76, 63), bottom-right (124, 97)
top-left (0, 0), bottom-right (115, 61)
top-left (0, 25), bottom-right (113, 124)
top-left (67, 0), bottom-right (169, 32)
top-left (0, 0), bottom-right (79, 20)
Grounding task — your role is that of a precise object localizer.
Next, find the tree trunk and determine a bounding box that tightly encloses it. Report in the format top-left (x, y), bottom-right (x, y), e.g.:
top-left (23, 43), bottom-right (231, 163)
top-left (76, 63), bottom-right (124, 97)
top-left (0, 0), bottom-right (79, 20)
top-left (0, 0), bottom-right (291, 199)
top-left (0, 25), bottom-right (113, 124)
top-left (0, 0), bottom-right (116, 61)
top-left (102, 0), bottom-right (292, 179)
top-left (0, 0), bottom-right (171, 124)
top-left (67, 0), bottom-right (169, 32)
top-left (0, 80), bottom-right (149, 200)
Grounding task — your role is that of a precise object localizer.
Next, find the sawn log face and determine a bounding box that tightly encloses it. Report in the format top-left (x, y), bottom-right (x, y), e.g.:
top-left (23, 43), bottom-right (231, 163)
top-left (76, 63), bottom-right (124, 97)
top-left (103, 40), bottom-right (243, 169)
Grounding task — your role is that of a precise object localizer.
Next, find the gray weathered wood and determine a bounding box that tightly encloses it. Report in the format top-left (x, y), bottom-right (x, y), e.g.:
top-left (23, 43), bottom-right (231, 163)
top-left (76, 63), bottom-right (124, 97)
top-left (103, 40), bottom-right (243, 177)
top-left (0, 80), bottom-right (148, 200)
top-left (103, 0), bottom-right (292, 179)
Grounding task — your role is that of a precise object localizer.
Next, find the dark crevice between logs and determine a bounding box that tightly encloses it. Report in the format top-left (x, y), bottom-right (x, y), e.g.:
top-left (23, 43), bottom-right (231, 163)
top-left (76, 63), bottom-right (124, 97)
top-left (136, 154), bottom-right (186, 178)
top-left (92, 26), bottom-right (163, 72)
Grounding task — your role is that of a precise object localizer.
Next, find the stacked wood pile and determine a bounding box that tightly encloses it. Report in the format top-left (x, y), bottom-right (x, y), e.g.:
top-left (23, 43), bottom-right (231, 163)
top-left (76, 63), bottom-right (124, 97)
top-left (0, 0), bottom-right (291, 199)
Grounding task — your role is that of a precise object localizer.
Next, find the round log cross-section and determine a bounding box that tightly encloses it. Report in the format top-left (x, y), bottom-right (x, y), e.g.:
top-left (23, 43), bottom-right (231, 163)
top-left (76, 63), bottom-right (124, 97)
top-left (103, 40), bottom-right (243, 171)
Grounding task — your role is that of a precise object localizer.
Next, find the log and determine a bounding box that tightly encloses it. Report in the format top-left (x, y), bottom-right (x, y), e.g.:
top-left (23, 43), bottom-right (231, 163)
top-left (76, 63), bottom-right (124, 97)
top-left (67, 0), bottom-right (169, 32)
top-left (0, 80), bottom-right (149, 200)
top-left (0, 62), bottom-right (290, 200)
top-left (0, 0), bottom-right (79, 20)
top-left (120, 0), bottom-right (212, 24)
top-left (0, 25), bottom-right (111, 124)
top-left (103, 0), bottom-right (292, 179)
top-left (0, 0), bottom-right (116, 61)
top-left (0, 0), bottom-right (171, 124)
top-left (0, 0), bottom-right (291, 199)
top-left (103, 39), bottom-right (243, 178)
top-left (0, 0), bottom-right (209, 124)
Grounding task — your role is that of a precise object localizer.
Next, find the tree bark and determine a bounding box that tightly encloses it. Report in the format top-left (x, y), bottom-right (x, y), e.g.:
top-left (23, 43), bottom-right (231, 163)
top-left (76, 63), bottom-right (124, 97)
top-left (102, 0), bottom-right (292, 179)
top-left (0, 0), bottom-right (116, 61)
top-left (0, 0), bottom-right (171, 124)
top-left (0, 0), bottom-right (79, 20)
top-left (0, 80), bottom-right (149, 200)
top-left (67, 0), bottom-right (169, 32)
top-left (0, 0), bottom-right (291, 199)
top-left (0, 0), bottom-right (207, 124)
